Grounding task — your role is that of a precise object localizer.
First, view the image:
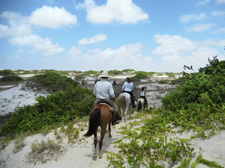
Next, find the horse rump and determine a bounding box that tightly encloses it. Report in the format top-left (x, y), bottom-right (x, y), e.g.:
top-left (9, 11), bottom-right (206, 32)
top-left (84, 108), bottom-right (101, 137)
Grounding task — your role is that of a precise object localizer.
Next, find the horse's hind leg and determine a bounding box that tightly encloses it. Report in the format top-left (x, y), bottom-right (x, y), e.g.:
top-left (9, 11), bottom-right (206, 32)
top-left (108, 123), bottom-right (112, 138)
top-left (99, 125), bottom-right (107, 159)
top-left (94, 132), bottom-right (97, 157)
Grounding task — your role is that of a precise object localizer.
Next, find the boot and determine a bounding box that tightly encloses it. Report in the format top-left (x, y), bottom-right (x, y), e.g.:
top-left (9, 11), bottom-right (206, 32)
top-left (112, 111), bottom-right (120, 125)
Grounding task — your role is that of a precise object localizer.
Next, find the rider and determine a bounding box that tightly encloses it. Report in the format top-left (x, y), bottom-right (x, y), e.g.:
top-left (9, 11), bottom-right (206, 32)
top-left (139, 87), bottom-right (148, 108)
top-left (122, 77), bottom-right (136, 108)
top-left (93, 71), bottom-right (121, 125)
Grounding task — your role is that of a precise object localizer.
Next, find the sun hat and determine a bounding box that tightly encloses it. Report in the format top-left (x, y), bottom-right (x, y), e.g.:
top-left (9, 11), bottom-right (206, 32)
top-left (99, 71), bottom-right (110, 78)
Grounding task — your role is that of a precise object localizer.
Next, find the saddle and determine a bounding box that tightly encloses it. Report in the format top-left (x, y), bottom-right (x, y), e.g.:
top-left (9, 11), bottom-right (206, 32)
top-left (99, 103), bottom-right (114, 112)
top-left (93, 102), bottom-right (114, 112)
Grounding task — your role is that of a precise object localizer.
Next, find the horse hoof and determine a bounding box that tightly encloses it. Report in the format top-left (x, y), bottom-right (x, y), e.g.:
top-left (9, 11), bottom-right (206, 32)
top-left (109, 134), bottom-right (112, 138)
top-left (99, 152), bottom-right (102, 159)
top-left (92, 155), bottom-right (97, 161)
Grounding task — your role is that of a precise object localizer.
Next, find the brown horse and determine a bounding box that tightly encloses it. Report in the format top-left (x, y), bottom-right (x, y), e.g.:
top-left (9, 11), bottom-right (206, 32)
top-left (84, 103), bottom-right (113, 159)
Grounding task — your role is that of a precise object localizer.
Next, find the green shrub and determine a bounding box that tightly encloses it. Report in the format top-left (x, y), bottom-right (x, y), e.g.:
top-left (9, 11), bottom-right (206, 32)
top-left (31, 71), bottom-right (78, 93)
top-left (158, 80), bottom-right (169, 84)
top-left (166, 72), bottom-right (176, 78)
top-left (82, 70), bottom-right (99, 76)
top-left (108, 70), bottom-right (122, 75)
top-left (199, 56), bottom-right (225, 75)
top-left (122, 69), bottom-right (135, 73)
top-left (171, 77), bottom-right (186, 85)
top-left (0, 75), bottom-right (23, 82)
top-left (162, 57), bottom-right (225, 111)
top-left (132, 71), bottom-right (149, 80)
top-left (0, 69), bottom-right (14, 76)
top-left (0, 87), bottom-right (95, 136)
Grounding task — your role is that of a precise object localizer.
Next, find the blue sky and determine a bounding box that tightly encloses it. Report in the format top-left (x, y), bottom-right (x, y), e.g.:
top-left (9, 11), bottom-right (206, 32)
top-left (0, 0), bottom-right (225, 72)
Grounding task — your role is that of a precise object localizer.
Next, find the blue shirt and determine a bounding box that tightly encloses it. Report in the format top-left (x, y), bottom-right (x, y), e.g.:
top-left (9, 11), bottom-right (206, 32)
top-left (93, 79), bottom-right (115, 99)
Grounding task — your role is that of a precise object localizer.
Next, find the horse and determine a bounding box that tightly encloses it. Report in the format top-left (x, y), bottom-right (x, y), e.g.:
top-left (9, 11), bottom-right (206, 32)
top-left (117, 92), bottom-right (131, 122)
top-left (84, 103), bottom-right (113, 159)
top-left (137, 97), bottom-right (145, 111)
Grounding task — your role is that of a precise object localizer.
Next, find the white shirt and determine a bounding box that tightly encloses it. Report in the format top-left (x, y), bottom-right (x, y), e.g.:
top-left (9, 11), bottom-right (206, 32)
top-left (140, 91), bottom-right (145, 96)
top-left (122, 81), bottom-right (133, 92)
top-left (93, 79), bottom-right (115, 99)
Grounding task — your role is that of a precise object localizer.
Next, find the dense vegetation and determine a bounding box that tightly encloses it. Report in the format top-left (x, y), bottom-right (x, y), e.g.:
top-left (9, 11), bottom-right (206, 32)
top-left (31, 71), bottom-right (78, 93)
top-left (162, 57), bottom-right (225, 111)
top-left (0, 69), bottom-right (23, 82)
top-left (0, 72), bottom-right (95, 136)
top-left (106, 57), bottom-right (225, 167)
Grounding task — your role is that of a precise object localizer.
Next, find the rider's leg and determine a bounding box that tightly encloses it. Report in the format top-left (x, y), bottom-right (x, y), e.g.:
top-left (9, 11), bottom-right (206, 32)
top-left (107, 100), bottom-right (121, 125)
top-left (130, 93), bottom-right (136, 108)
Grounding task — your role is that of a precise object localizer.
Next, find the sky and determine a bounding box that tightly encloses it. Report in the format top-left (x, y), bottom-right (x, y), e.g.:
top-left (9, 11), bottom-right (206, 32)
top-left (0, 0), bottom-right (225, 72)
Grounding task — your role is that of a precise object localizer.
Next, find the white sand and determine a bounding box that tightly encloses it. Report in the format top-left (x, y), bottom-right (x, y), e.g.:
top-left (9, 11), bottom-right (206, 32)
top-left (0, 82), bottom-right (48, 116)
top-left (0, 118), bottom-right (225, 168)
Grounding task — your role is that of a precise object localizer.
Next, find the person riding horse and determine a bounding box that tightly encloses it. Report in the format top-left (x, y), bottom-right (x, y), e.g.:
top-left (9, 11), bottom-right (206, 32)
top-left (122, 77), bottom-right (136, 108)
top-left (93, 71), bottom-right (121, 125)
top-left (139, 87), bottom-right (148, 108)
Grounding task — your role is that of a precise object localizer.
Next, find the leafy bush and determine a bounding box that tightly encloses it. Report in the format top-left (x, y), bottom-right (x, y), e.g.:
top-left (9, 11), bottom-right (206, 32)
top-left (82, 70), bottom-right (99, 76)
top-left (122, 69), bottom-right (135, 73)
top-left (199, 56), bottom-right (225, 75)
top-left (0, 69), bottom-right (14, 76)
top-left (171, 77), bottom-right (186, 85)
top-left (108, 70), bottom-right (122, 75)
top-left (165, 72), bottom-right (176, 77)
top-left (158, 80), bottom-right (169, 84)
top-left (0, 69), bottom-right (23, 82)
top-left (31, 71), bottom-right (78, 93)
top-left (0, 87), bottom-right (95, 136)
top-left (132, 71), bottom-right (149, 80)
top-left (162, 57), bottom-right (225, 111)
top-left (0, 75), bottom-right (23, 82)
top-left (75, 70), bottom-right (99, 81)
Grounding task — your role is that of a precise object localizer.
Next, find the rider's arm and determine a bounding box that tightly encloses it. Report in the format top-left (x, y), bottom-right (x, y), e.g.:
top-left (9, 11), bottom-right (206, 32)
top-left (109, 84), bottom-right (115, 100)
top-left (93, 85), bottom-right (96, 96)
top-left (131, 82), bottom-right (134, 91)
top-left (122, 82), bottom-right (127, 91)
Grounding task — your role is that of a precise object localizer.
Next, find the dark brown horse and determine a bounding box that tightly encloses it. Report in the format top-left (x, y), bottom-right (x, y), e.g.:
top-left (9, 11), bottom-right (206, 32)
top-left (84, 103), bottom-right (113, 159)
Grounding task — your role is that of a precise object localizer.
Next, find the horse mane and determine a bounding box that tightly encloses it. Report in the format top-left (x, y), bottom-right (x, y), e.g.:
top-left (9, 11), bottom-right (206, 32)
top-left (84, 108), bottom-right (101, 137)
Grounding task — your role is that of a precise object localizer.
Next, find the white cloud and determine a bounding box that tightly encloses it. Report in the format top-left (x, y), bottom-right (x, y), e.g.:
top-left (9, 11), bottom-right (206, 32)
top-left (152, 34), bottom-right (220, 72)
top-left (29, 6), bottom-right (77, 28)
top-left (1, 11), bottom-right (22, 20)
top-left (211, 10), bottom-right (225, 17)
top-left (0, 23), bottom-right (31, 38)
top-left (78, 34), bottom-right (107, 45)
top-left (0, 7), bottom-right (70, 55)
top-left (9, 35), bottom-right (64, 55)
top-left (66, 43), bottom-right (152, 71)
top-left (196, 0), bottom-right (211, 5)
top-left (212, 27), bottom-right (225, 33)
top-left (68, 46), bottom-right (82, 59)
top-left (180, 13), bottom-right (207, 23)
top-left (0, 11), bottom-right (31, 37)
top-left (185, 23), bottom-right (215, 32)
top-left (153, 34), bottom-right (194, 56)
top-left (77, 0), bottom-right (149, 24)
top-left (216, 0), bottom-right (225, 3)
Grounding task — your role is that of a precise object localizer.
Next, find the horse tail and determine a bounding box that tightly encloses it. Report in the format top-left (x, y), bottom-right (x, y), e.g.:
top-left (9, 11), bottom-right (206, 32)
top-left (138, 100), bottom-right (142, 111)
top-left (84, 109), bottom-right (101, 137)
